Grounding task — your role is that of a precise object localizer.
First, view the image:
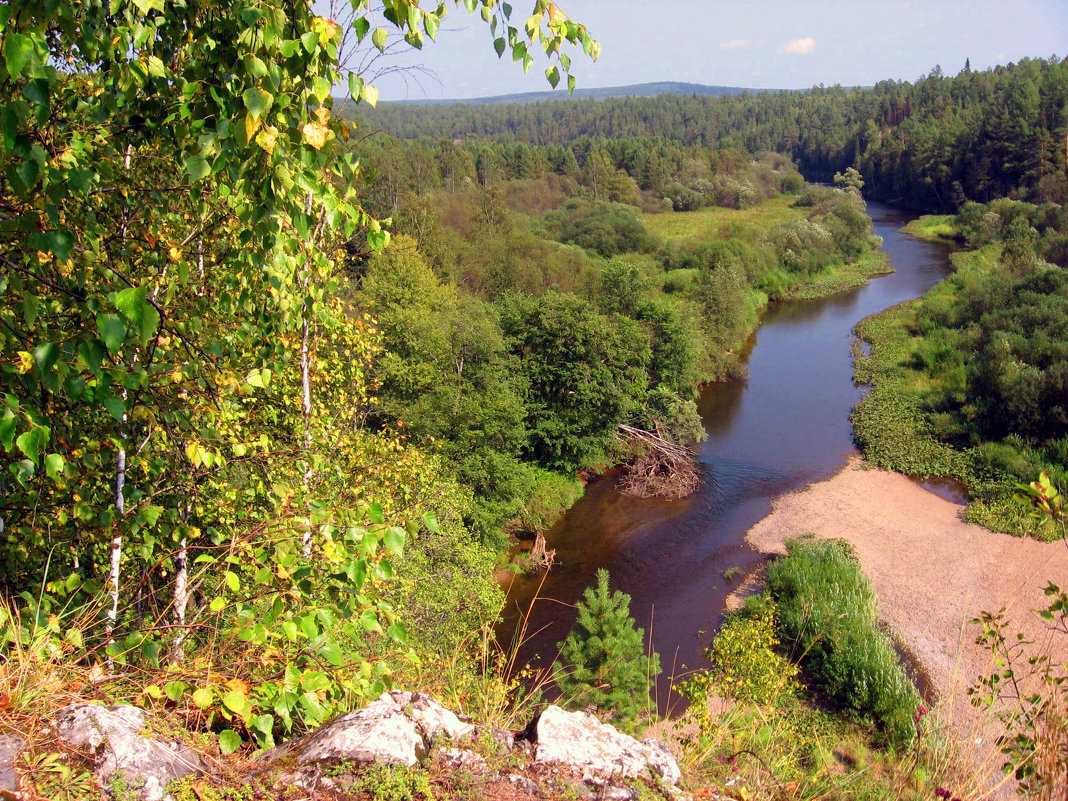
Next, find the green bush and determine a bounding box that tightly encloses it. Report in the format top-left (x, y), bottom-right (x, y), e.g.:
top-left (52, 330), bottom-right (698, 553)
top-left (765, 538), bottom-right (921, 748)
top-left (681, 603), bottom-right (798, 709)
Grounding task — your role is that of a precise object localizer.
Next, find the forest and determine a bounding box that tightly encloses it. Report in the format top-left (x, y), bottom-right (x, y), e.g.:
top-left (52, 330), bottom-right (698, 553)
top-left (1, 2), bottom-right (1067, 799)
top-left (356, 57), bottom-right (1068, 210)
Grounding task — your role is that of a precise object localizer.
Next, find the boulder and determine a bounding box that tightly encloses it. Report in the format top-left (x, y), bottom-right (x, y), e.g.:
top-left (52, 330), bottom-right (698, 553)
top-left (0, 734), bottom-right (23, 794)
top-left (533, 706), bottom-right (681, 786)
top-left (55, 703), bottom-right (204, 801)
top-left (278, 690), bottom-right (475, 768)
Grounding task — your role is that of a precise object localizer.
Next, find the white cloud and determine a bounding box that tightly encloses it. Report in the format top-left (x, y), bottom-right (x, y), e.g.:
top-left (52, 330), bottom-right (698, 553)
top-left (717, 38), bottom-right (752, 51)
top-left (780, 37), bottom-right (816, 55)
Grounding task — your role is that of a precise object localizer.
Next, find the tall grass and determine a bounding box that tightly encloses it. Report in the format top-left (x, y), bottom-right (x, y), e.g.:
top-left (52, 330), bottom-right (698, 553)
top-left (760, 537), bottom-right (921, 748)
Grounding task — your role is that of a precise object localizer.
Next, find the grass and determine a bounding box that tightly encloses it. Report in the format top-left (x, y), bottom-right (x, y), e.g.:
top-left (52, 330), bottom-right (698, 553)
top-left (642, 194), bottom-right (803, 242)
top-left (782, 248), bottom-right (893, 300)
top-left (761, 537), bottom-right (921, 748)
top-left (901, 215), bottom-right (960, 243)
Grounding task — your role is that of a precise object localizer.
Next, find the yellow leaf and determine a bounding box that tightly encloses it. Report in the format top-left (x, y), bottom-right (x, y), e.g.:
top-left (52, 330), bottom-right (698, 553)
top-left (255, 125), bottom-right (278, 154)
top-left (16, 351), bottom-right (33, 374)
top-left (245, 112), bottom-right (261, 142)
top-left (301, 122), bottom-right (329, 150)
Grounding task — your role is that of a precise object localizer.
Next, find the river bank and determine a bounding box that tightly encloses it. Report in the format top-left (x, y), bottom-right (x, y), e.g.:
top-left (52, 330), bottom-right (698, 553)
top-left (743, 455), bottom-right (1068, 710)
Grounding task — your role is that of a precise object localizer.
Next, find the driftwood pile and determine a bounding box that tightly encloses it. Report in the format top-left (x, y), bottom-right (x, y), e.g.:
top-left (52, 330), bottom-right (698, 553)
top-left (616, 423), bottom-right (700, 499)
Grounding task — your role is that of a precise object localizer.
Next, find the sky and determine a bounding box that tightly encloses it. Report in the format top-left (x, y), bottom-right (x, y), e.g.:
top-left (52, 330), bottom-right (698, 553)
top-left (364, 0), bottom-right (1068, 100)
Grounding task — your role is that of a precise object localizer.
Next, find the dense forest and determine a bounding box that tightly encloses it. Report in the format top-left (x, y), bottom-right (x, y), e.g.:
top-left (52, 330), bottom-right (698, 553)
top-left (356, 57), bottom-right (1068, 210)
top-left (2, 2), bottom-right (1067, 799)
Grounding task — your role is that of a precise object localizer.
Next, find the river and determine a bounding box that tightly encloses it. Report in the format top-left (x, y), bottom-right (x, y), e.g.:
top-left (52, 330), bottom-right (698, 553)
top-left (497, 202), bottom-right (956, 707)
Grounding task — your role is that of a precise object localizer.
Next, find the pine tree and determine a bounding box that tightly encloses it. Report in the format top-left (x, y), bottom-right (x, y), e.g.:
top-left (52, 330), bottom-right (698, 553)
top-left (555, 569), bottom-right (660, 723)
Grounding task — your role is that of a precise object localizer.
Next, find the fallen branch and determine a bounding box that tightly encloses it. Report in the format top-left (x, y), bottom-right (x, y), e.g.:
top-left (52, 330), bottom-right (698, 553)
top-left (617, 423), bottom-right (700, 499)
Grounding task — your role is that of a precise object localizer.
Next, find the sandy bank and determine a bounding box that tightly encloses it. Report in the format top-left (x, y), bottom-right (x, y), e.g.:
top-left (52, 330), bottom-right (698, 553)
top-left (744, 456), bottom-right (1068, 704)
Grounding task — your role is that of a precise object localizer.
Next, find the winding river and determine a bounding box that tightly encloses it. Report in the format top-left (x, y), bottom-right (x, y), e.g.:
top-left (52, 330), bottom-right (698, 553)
top-left (498, 202), bottom-right (957, 705)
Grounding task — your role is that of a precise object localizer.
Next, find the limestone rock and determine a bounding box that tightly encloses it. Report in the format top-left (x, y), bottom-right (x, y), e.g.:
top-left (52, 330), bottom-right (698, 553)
top-left (280, 690), bottom-right (475, 769)
top-left (55, 703), bottom-right (204, 801)
top-left (0, 734), bottom-right (23, 794)
top-left (533, 706), bottom-right (681, 786)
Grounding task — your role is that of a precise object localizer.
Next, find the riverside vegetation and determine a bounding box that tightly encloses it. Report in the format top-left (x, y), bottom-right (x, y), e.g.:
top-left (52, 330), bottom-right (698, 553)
top-left (2, 2), bottom-right (1067, 800)
top-left (852, 199), bottom-right (1068, 537)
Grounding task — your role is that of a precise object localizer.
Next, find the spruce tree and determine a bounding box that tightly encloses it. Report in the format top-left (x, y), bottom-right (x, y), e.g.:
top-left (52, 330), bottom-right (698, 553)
top-left (555, 569), bottom-right (660, 723)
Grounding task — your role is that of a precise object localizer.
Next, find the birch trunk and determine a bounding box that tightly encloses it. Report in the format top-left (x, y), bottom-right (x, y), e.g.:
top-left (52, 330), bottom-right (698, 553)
top-left (171, 535), bottom-right (189, 664)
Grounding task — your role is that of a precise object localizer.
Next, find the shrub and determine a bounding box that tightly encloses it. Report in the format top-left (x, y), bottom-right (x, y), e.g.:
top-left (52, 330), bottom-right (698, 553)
top-left (680, 602), bottom-right (798, 711)
top-left (765, 538), bottom-right (921, 747)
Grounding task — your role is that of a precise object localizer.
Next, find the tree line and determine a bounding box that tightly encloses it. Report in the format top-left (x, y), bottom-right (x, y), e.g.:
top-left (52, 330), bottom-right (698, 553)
top-left (355, 56), bottom-right (1068, 210)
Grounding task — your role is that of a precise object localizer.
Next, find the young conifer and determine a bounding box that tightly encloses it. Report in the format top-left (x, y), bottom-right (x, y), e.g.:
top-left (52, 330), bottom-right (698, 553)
top-left (555, 569), bottom-right (660, 723)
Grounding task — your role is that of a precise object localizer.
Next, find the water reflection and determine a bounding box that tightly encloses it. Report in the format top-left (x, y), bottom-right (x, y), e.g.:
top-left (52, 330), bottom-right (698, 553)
top-left (498, 203), bottom-right (956, 706)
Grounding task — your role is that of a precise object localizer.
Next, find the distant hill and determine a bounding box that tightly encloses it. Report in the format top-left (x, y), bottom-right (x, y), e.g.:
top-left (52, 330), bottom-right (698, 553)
top-left (396, 81), bottom-right (768, 105)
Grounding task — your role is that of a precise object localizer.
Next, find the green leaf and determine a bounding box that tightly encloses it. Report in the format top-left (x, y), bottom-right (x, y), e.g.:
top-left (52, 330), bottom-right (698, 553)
top-left (0, 412), bottom-right (16, 451)
top-left (97, 313), bottom-right (127, 353)
top-left (223, 689), bottom-right (248, 716)
top-left (348, 73), bottom-right (364, 100)
top-left (387, 622), bottom-right (407, 645)
top-left (218, 729), bottom-right (242, 755)
top-left (282, 620), bottom-right (299, 641)
top-left (245, 368), bottom-right (272, 388)
top-left (319, 640), bottom-right (345, 666)
top-left (33, 342), bottom-right (59, 372)
top-left (185, 156), bottom-right (210, 183)
top-left (422, 512), bottom-right (440, 533)
top-left (367, 503), bottom-right (384, 524)
top-left (253, 713), bottom-right (275, 737)
top-left (209, 597), bottom-right (226, 612)
top-left (192, 687), bottom-right (214, 709)
top-left (103, 396), bottom-right (125, 422)
top-left (164, 681), bottom-right (187, 702)
top-left (44, 453), bottom-right (64, 480)
top-left (4, 33), bottom-right (35, 77)
top-left (242, 87), bottom-right (273, 120)
top-left (353, 16), bottom-right (370, 41)
top-left (43, 230), bottom-right (74, 262)
top-left (493, 37), bottom-right (506, 57)
top-left (372, 27), bottom-right (388, 51)
top-left (545, 65), bottom-right (560, 89)
top-left (224, 571), bottom-right (240, 592)
top-left (383, 527), bottom-right (405, 556)
top-left (15, 425), bottom-right (48, 463)
top-left (360, 84), bottom-right (379, 108)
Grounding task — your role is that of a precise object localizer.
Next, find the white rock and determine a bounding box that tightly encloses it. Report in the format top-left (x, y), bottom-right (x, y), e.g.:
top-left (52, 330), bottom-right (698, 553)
top-left (284, 690), bottom-right (473, 768)
top-left (0, 734), bottom-right (23, 793)
top-left (534, 706), bottom-right (681, 786)
top-left (55, 703), bottom-right (203, 801)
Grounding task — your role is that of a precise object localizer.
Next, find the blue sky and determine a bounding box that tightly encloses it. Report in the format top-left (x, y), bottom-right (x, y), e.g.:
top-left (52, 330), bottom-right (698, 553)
top-left (364, 0), bottom-right (1068, 100)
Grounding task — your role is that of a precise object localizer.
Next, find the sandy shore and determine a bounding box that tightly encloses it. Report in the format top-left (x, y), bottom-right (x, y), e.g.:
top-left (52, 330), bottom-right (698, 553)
top-left (744, 456), bottom-right (1068, 707)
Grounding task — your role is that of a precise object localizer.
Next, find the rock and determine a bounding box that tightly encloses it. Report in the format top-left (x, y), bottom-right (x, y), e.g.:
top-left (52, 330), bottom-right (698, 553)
top-left (55, 703), bottom-right (204, 801)
top-left (533, 706), bottom-right (681, 786)
top-left (0, 734), bottom-right (23, 794)
top-left (441, 747), bottom-right (487, 772)
top-left (278, 691), bottom-right (475, 769)
top-left (583, 785), bottom-right (638, 801)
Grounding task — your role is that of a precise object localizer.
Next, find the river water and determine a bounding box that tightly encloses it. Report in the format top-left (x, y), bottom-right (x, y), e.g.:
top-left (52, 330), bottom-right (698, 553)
top-left (498, 202), bottom-right (955, 705)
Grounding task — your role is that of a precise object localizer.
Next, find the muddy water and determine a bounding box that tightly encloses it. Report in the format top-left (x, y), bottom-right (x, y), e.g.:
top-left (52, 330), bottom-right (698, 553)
top-left (498, 203), bottom-right (956, 706)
